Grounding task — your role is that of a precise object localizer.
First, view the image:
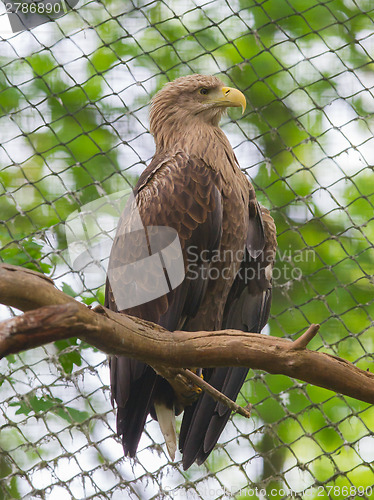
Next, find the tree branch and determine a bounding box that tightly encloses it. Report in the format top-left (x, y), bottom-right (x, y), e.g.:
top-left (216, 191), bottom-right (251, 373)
top-left (178, 369), bottom-right (252, 418)
top-left (1, 263), bottom-right (374, 409)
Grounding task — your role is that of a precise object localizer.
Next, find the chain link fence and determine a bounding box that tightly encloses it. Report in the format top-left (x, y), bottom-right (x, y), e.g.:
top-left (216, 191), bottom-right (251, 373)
top-left (0, 0), bottom-right (373, 498)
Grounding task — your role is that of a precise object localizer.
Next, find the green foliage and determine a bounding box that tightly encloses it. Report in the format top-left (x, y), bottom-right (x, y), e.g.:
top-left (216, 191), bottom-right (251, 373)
top-left (54, 338), bottom-right (83, 374)
top-left (56, 283), bottom-right (104, 370)
top-left (0, 237), bottom-right (51, 274)
top-left (9, 394), bottom-right (89, 424)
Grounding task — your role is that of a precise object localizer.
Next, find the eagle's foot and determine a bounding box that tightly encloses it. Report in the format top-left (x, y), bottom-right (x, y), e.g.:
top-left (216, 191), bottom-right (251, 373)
top-left (173, 369), bottom-right (204, 404)
top-left (190, 369), bottom-right (204, 394)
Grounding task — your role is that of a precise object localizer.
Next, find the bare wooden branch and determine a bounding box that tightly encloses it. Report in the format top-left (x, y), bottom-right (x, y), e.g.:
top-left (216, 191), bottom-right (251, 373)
top-left (291, 323), bottom-right (320, 350)
top-left (178, 369), bottom-right (252, 418)
top-left (1, 263), bottom-right (374, 410)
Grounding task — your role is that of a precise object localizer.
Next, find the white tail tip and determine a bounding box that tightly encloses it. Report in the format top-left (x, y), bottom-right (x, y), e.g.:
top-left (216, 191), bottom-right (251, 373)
top-left (154, 402), bottom-right (177, 461)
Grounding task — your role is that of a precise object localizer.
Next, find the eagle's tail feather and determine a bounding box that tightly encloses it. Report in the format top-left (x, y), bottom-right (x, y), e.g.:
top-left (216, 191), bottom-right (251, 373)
top-left (154, 402), bottom-right (177, 461)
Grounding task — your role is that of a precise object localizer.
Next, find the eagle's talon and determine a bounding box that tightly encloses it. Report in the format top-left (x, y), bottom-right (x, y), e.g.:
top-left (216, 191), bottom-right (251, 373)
top-left (190, 368), bottom-right (204, 380)
top-left (190, 369), bottom-right (204, 391)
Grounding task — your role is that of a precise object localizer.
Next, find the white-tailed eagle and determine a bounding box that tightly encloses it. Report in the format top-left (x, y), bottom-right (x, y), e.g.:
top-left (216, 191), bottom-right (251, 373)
top-left (105, 74), bottom-right (277, 470)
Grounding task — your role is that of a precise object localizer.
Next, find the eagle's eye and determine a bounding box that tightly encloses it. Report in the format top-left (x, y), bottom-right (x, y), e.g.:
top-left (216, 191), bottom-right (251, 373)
top-left (199, 88), bottom-right (209, 95)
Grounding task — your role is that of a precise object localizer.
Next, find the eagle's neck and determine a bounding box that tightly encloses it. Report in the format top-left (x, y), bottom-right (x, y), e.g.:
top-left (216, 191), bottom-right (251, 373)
top-left (151, 116), bottom-right (239, 176)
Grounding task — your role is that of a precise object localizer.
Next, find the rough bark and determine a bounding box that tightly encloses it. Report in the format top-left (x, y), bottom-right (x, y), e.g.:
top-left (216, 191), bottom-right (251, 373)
top-left (1, 263), bottom-right (373, 408)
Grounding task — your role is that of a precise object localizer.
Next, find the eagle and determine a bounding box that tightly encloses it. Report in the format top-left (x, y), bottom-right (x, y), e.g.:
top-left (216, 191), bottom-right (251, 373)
top-left (105, 74), bottom-right (277, 470)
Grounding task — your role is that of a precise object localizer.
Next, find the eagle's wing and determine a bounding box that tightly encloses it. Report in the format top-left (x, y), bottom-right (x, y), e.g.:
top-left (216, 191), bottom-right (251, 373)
top-left (105, 151), bottom-right (223, 458)
top-left (179, 203), bottom-right (276, 470)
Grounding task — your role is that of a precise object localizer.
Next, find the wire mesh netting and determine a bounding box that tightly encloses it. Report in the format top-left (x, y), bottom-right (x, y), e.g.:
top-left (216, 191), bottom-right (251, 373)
top-left (0, 0), bottom-right (373, 498)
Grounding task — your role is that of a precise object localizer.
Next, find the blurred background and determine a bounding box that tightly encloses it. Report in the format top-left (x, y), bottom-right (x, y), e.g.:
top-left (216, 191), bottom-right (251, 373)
top-left (0, 0), bottom-right (373, 498)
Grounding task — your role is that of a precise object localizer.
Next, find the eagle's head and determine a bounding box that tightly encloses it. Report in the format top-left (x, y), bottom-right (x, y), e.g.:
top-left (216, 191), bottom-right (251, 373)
top-left (149, 74), bottom-right (246, 136)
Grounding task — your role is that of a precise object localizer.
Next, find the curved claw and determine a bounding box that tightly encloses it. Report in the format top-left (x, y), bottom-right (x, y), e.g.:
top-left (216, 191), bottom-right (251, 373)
top-left (191, 369), bottom-right (204, 393)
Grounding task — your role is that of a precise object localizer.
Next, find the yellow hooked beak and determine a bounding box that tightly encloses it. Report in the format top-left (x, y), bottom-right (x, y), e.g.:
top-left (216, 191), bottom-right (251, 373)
top-left (214, 86), bottom-right (246, 114)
